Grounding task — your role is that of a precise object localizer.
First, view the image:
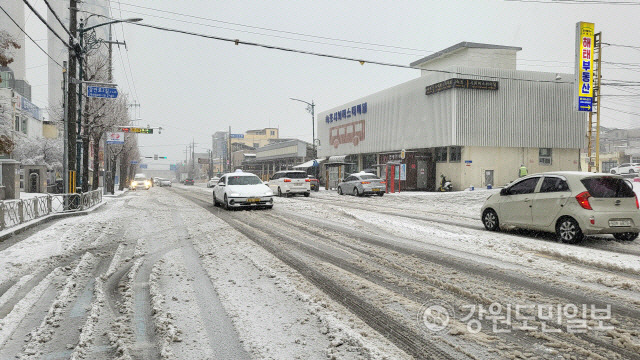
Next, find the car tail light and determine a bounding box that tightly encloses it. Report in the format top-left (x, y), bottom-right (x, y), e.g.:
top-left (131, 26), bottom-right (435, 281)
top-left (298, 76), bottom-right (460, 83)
top-left (636, 194), bottom-right (639, 209)
top-left (381, 181), bottom-right (386, 184)
top-left (361, 181), bottom-right (370, 184)
top-left (305, 179), bottom-right (310, 182)
top-left (576, 191), bottom-right (593, 210)
top-left (284, 179), bottom-right (291, 182)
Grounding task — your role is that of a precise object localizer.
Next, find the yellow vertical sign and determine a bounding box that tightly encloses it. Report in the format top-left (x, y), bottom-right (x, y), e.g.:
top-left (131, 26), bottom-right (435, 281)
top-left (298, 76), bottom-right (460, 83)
top-left (575, 22), bottom-right (594, 111)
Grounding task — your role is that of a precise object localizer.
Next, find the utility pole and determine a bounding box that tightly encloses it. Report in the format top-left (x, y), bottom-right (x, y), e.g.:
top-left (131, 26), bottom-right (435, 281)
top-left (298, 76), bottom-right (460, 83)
top-left (228, 126), bottom-right (231, 172)
top-left (62, 61), bottom-right (69, 194)
top-left (67, 0), bottom-right (78, 193)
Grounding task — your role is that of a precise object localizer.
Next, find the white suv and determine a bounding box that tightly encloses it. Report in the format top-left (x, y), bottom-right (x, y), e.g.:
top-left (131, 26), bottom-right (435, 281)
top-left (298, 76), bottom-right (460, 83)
top-left (481, 171), bottom-right (640, 243)
top-left (267, 170), bottom-right (311, 197)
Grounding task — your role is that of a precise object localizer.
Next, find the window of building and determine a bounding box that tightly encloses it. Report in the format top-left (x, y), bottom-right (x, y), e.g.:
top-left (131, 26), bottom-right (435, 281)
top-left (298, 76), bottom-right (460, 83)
top-left (449, 146), bottom-right (461, 162)
top-left (21, 117), bottom-right (27, 134)
top-left (270, 130), bottom-right (275, 136)
top-left (539, 148), bottom-right (552, 165)
top-left (15, 115), bottom-right (20, 132)
top-left (435, 147), bottom-right (447, 162)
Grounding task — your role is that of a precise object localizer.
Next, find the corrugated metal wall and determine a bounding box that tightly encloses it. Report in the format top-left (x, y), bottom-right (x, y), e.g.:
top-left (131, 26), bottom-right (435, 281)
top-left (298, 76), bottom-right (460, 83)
top-left (453, 66), bottom-right (584, 149)
top-left (317, 67), bottom-right (585, 157)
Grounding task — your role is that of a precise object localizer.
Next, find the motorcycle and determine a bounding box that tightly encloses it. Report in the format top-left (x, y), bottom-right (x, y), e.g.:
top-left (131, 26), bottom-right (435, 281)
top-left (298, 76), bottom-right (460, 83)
top-left (439, 175), bottom-right (452, 192)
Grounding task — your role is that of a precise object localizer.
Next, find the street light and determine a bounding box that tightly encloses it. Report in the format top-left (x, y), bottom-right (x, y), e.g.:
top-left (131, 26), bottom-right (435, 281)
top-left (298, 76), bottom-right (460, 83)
top-left (290, 98), bottom-right (316, 178)
top-left (73, 17), bottom-right (142, 192)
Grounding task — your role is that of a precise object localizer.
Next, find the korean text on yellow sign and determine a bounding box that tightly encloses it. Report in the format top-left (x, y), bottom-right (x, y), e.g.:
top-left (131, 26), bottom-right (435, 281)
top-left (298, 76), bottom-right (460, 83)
top-left (578, 22), bottom-right (594, 98)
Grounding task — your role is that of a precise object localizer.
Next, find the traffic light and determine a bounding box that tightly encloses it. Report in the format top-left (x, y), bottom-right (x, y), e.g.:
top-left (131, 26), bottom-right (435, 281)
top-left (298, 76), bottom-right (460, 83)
top-left (159, 156), bottom-right (167, 159)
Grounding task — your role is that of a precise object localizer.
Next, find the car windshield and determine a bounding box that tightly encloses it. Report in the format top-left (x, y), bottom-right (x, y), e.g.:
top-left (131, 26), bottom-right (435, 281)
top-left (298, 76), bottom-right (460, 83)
top-left (581, 177), bottom-right (635, 198)
top-left (360, 174), bottom-right (380, 180)
top-left (227, 176), bottom-right (262, 185)
top-left (135, 178), bottom-right (146, 181)
top-left (285, 172), bottom-right (307, 179)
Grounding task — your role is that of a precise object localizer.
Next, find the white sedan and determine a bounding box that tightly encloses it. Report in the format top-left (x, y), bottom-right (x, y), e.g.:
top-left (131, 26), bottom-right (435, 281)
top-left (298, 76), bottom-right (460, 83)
top-left (207, 176), bottom-right (220, 188)
top-left (610, 163), bottom-right (640, 174)
top-left (213, 170), bottom-right (274, 210)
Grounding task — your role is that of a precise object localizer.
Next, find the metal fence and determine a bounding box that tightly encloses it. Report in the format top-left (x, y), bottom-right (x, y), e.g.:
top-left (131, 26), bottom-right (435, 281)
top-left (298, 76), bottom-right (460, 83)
top-left (0, 189), bottom-right (103, 231)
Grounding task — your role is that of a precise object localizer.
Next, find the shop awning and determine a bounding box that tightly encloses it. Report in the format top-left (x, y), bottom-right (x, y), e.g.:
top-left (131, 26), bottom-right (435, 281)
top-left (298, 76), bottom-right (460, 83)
top-left (325, 155), bottom-right (355, 166)
top-left (293, 158), bottom-right (326, 168)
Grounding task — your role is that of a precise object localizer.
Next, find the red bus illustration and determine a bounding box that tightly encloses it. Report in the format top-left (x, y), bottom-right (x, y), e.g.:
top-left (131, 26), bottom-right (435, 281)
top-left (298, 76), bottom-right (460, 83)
top-left (330, 120), bottom-right (365, 148)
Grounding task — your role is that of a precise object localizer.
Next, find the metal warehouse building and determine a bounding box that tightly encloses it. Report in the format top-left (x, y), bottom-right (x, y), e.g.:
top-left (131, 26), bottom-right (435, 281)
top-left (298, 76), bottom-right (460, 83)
top-left (317, 42), bottom-right (586, 191)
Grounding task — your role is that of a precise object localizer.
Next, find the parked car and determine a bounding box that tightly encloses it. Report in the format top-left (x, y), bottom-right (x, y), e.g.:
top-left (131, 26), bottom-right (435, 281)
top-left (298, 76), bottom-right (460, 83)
top-left (337, 172), bottom-right (386, 196)
top-left (308, 175), bottom-right (320, 191)
top-left (481, 171), bottom-right (640, 243)
top-left (267, 170), bottom-right (311, 197)
top-left (609, 163), bottom-right (640, 174)
top-left (130, 176), bottom-right (151, 190)
top-left (213, 170), bottom-right (274, 210)
top-left (184, 178), bottom-right (195, 185)
top-left (158, 178), bottom-right (172, 187)
top-left (207, 176), bottom-right (220, 188)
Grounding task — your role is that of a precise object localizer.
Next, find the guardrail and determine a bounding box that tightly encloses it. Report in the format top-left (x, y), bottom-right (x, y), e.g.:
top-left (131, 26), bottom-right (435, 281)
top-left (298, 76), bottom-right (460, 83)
top-left (0, 189), bottom-right (103, 231)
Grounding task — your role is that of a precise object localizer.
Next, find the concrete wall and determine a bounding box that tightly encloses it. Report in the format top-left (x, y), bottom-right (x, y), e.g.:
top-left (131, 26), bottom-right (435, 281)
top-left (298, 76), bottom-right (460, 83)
top-left (435, 146), bottom-right (580, 191)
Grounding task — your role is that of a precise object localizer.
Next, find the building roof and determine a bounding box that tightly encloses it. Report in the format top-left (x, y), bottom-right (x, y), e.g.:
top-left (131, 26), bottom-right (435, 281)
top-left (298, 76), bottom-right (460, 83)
top-left (409, 42), bottom-right (522, 67)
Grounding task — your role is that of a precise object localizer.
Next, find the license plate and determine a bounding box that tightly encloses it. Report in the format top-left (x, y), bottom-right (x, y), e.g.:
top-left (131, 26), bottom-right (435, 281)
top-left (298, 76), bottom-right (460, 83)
top-left (609, 219), bottom-right (632, 227)
top-left (372, 188), bottom-right (380, 192)
top-left (247, 198), bottom-right (260, 203)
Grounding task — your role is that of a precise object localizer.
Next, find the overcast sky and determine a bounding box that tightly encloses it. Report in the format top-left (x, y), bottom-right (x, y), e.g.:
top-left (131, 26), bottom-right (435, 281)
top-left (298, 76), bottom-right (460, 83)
top-left (23, 0), bottom-right (640, 163)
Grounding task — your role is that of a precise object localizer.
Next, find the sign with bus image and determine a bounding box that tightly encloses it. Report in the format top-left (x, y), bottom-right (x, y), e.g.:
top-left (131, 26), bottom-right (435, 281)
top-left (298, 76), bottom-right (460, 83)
top-left (330, 120), bottom-right (365, 148)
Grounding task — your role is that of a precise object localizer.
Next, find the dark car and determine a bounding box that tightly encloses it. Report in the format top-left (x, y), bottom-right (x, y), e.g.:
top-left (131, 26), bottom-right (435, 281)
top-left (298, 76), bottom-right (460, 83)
top-left (184, 178), bottom-right (195, 185)
top-left (308, 175), bottom-right (320, 191)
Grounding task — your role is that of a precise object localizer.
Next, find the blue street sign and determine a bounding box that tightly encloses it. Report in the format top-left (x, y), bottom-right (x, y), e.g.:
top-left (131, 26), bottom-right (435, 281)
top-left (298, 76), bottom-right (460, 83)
top-left (140, 164), bottom-right (148, 169)
top-left (230, 134), bottom-right (244, 139)
top-left (578, 96), bottom-right (593, 112)
top-left (170, 164), bottom-right (177, 171)
top-left (87, 86), bottom-right (118, 99)
top-left (130, 160), bottom-right (138, 164)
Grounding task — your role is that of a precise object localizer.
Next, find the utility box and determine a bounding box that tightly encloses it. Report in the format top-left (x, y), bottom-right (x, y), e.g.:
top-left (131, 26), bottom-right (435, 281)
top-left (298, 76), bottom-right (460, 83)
top-left (0, 159), bottom-right (21, 200)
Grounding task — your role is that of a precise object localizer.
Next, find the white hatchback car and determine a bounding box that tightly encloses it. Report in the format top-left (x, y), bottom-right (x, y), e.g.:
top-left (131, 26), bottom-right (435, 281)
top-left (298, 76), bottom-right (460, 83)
top-left (267, 170), bottom-right (311, 197)
top-left (213, 170), bottom-right (274, 210)
top-left (481, 172), bottom-right (640, 243)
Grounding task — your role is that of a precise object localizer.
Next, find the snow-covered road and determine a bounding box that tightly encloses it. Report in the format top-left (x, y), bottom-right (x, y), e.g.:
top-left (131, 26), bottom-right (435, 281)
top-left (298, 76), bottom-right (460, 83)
top-left (0, 185), bottom-right (639, 359)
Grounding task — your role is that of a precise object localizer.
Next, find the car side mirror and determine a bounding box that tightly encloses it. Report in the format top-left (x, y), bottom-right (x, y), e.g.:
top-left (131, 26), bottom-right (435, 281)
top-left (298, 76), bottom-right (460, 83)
top-left (500, 188), bottom-right (509, 196)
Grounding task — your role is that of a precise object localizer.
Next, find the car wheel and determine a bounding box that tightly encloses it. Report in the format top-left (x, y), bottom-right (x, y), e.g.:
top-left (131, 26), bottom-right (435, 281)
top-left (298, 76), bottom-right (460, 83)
top-left (338, 187), bottom-right (343, 195)
top-left (304, 192), bottom-right (310, 197)
top-left (556, 217), bottom-right (584, 244)
top-left (377, 192), bottom-right (384, 197)
top-left (630, 169), bottom-right (635, 174)
top-left (213, 193), bottom-right (220, 207)
top-left (224, 194), bottom-right (230, 210)
top-left (264, 205), bottom-right (273, 210)
top-left (353, 187), bottom-right (360, 196)
top-left (482, 209), bottom-right (500, 231)
top-left (278, 187), bottom-right (283, 197)
top-left (613, 232), bottom-right (639, 241)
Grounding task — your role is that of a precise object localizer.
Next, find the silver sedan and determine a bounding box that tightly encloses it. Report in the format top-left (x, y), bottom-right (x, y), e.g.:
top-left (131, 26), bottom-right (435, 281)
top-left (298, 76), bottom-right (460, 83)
top-left (337, 172), bottom-right (386, 197)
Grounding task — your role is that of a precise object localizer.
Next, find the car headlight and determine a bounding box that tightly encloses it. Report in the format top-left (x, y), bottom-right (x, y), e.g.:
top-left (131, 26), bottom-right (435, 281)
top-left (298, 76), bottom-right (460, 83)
top-left (145, 181), bottom-right (151, 186)
top-left (230, 193), bottom-right (240, 197)
top-left (131, 181), bottom-right (136, 187)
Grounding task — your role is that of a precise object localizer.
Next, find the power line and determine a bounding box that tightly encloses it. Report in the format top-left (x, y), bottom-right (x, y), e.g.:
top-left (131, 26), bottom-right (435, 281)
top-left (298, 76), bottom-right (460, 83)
top-left (22, 0), bottom-right (71, 49)
top-left (43, 0), bottom-right (72, 39)
top-left (0, 4), bottom-right (63, 68)
top-left (505, 0), bottom-right (640, 4)
top-left (129, 20), bottom-right (578, 85)
top-left (111, 1), bottom-right (438, 54)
